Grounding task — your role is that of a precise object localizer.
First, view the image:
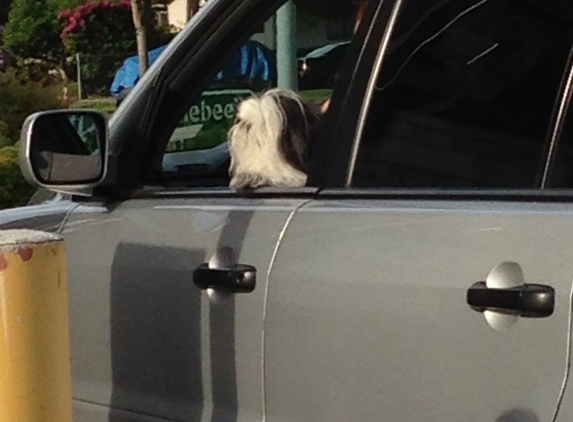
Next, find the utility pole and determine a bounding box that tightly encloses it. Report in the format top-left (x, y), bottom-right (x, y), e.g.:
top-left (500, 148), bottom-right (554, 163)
top-left (276, 1), bottom-right (298, 90)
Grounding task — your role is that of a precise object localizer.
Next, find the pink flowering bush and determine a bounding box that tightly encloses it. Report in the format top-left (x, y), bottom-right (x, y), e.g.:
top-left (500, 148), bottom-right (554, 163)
top-left (59, 0), bottom-right (173, 94)
top-left (60, 0), bottom-right (135, 55)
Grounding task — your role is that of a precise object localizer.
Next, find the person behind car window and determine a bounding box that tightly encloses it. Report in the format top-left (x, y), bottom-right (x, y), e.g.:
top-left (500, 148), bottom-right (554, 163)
top-left (320, 0), bottom-right (368, 113)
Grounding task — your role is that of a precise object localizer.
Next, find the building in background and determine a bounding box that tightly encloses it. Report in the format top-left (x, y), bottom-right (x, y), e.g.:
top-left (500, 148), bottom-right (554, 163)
top-left (153, 0), bottom-right (354, 54)
top-left (153, 0), bottom-right (207, 31)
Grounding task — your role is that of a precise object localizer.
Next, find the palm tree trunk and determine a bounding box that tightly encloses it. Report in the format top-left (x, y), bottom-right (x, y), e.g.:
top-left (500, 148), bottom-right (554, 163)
top-left (131, 0), bottom-right (150, 76)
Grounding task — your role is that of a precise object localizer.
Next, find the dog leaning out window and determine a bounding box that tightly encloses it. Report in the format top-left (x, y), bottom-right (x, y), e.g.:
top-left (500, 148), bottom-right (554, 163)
top-left (228, 89), bottom-right (323, 189)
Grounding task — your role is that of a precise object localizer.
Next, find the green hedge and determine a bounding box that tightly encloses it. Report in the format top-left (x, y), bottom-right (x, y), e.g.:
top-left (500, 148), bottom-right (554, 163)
top-left (0, 145), bottom-right (35, 209)
top-left (0, 71), bottom-right (60, 209)
top-left (0, 70), bottom-right (62, 146)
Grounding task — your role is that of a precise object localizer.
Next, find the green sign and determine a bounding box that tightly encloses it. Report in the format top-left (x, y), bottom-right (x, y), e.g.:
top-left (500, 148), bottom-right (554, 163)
top-left (166, 89), bottom-right (254, 153)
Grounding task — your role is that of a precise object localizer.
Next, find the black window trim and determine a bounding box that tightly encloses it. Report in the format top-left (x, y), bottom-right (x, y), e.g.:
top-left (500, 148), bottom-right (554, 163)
top-left (308, 0), bottom-right (400, 188)
top-left (541, 46), bottom-right (573, 188)
top-left (317, 188), bottom-right (573, 203)
top-left (345, 0), bottom-right (404, 188)
top-left (123, 187), bottom-right (321, 201)
top-left (327, 0), bottom-right (573, 201)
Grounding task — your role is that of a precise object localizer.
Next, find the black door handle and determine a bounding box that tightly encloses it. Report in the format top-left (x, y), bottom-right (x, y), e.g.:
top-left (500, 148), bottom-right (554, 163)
top-left (193, 263), bottom-right (256, 293)
top-left (467, 282), bottom-right (555, 318)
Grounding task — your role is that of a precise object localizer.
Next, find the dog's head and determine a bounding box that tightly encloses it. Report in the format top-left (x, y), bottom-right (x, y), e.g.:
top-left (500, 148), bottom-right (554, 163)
top-left (228, 89), bottom-right (322, 189)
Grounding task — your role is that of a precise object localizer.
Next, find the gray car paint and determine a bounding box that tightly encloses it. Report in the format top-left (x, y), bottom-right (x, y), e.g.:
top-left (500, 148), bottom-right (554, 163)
top-left (265, 198), bottom-right (572, 422)
top-left (56, 195), bottom-right (311, 422)
top-left (0, 196), bottom-right (78, 232)
top-left (2, 193), bottom-right (573, 422)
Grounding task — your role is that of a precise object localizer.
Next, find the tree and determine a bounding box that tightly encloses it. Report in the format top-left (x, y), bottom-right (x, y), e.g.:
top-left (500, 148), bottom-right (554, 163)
top-left (60, 0), bottom-right (172, 94)
top-left (0, 145), bottom-right (35, 209)
top-left (3, 0), bottom-right (83, 65)
top-left (60, 0), bottom-right (136, 52)
top-left (4, 0), bottom-right (61, 63)
top-left (130, 0), bottom-right (151, 76)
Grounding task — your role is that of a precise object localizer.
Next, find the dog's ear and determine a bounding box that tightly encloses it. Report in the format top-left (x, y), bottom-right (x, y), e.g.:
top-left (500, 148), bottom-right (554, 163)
top-left (303, 101), bottom-right (323, 160)
top-left (276, 95), bottom-right (322, 174)
top-left (280, 131), bottom-right (308, 173)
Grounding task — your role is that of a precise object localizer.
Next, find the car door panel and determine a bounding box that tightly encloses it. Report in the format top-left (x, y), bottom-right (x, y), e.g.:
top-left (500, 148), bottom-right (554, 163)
top-left (0, 199), bottom-right (77, 232)
top-left (61, 196), bottom-right (308, 422)
top-left (265, 198), bottom-right (571, 422)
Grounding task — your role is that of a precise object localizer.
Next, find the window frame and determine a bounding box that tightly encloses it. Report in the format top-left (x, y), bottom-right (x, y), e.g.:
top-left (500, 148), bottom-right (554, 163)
top-left (328, 0), bottom-right (573, 200)
top-left (308, 0), bottom-right (401, 187)
top-left (541, 48), bottom-right (573, 189)
top-left (94, 0), bottom-right (384, 200)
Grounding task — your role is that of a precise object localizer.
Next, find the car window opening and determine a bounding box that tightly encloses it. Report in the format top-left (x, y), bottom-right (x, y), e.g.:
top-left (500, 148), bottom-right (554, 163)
top-left (157, 0), bottom-right (369, 189)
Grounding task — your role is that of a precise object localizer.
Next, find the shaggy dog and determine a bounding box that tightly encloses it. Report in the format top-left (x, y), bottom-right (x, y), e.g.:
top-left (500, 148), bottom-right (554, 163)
top-left (228, 89), bottom-right (322, 189)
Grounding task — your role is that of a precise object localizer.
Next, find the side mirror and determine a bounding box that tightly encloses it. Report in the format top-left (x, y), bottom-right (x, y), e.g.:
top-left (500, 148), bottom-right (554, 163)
top-left (19, 110), bottom-right (108, 196)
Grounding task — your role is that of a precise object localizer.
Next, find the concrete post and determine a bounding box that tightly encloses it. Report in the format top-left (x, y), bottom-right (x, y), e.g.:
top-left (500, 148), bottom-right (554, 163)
top-left (0, 230), bottom-right (72, 422)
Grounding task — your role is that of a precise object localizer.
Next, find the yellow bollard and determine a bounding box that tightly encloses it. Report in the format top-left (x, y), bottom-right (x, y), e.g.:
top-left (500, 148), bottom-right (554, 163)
top-left (0, 230), bottom-right (72, 422)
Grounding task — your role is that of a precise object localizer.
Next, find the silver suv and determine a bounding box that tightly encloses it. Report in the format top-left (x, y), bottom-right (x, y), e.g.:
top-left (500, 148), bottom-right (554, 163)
top-left (5, 0), bottom-right (573, 421)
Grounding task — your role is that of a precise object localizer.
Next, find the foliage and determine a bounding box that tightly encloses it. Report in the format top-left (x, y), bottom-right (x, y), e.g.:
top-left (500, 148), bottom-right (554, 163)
top-left (184, 126), bottom-right (229, 151)
top-left (59, 0), bottom-right (174, 94)
top-left (72, 97), bottom-right (116, 114)
top-left (0, 24), bottom-right (9, 70)
top-left (0, 145), bottom-right (35, 209)
top-left (0, 121), bottom-right (10, 147)
top-left (299, 89), bottom-right (332, 105)
top-left (60, 0), bottom-right (174, 62)
top-left (3, 0), bottom-right (83, 64)
top-left (60, 0), bottom-right (134, 53)
top-left (0, 69), bottom-right (61, 146)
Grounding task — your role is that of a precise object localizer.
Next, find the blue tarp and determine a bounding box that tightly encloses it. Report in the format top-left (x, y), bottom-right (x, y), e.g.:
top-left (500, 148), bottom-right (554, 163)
top-left (110, 40), bottom-right (277, 97)
top-left (110, 45), bottom-right (167, 96)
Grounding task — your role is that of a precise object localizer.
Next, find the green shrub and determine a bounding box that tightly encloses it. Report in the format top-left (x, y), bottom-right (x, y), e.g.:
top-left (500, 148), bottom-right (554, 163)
top-left (0, 70), bottom-right (59, 209)
top-left (0, 69), bottom-right (61, 145)
top-left (3, 0), bottom-right (84, 64)
top-left (0, 145), bottom-right (35, 209)
top-left (0, 120), bottom-right (11, 147)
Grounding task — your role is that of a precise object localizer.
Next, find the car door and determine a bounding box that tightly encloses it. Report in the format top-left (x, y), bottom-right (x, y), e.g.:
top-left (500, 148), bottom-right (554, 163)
top-left (63, 195), bottom-right (312, 422)
top-left (265, 1), bottom-right (573, 421)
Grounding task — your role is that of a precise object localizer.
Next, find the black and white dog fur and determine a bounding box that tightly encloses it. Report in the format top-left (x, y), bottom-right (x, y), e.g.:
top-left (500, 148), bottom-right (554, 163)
top-left (228, 89), bottom-right (323, 189)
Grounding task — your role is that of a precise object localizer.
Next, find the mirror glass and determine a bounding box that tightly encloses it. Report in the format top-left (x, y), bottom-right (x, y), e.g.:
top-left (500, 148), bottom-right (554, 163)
top-left (29, 112), bottom-right (106, 185)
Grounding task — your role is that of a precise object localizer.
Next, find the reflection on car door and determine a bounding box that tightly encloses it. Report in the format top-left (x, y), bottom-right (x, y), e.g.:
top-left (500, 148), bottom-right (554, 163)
top-left (61, 195), bottom-right (309, 422)
top-left (265, 198), bottom-right (572, 422)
